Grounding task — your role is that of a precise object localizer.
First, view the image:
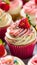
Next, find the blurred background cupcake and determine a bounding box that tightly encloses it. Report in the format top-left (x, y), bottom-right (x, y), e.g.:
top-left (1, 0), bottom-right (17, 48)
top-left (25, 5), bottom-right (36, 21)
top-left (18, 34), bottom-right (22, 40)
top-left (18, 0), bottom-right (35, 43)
top-left (0, 9), bottom-right (12, 40)
top-left (0, 0), bottom-right (23, 21)
top-left (20, 0), bottom-right (37, 30)
top-left (28, 55), bottom-right (37, 65)
top-left (5, 17), bottom-right (36, 59)
top-left (0, 55), bottom-right (25, 65)
top-left (8, 0), bottom-right (23, 21)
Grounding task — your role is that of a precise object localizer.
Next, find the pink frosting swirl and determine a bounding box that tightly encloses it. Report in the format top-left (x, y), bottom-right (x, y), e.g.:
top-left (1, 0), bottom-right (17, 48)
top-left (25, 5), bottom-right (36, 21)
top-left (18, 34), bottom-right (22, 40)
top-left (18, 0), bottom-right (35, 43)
top-left (28, 55), bottom-right (37, 65)
top-left (23, 0), bottom-right (37, 15)
top-left (9, 0), bottom-right (22, 10)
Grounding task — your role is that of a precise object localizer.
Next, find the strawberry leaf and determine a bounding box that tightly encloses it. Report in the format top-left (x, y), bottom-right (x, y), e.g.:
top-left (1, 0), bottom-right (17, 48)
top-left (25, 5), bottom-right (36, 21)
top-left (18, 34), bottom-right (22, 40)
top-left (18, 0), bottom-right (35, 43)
top-left (0, 39), bottom-right (2, 44)
top-left (0, 39), bottom-right (5, 45)
top-left (26, 14), bottom-right (31, 24)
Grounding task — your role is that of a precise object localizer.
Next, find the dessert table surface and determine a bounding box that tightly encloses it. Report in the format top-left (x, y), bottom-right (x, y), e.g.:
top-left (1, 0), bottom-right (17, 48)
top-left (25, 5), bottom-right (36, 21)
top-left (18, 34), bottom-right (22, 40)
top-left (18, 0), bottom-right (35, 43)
top-left (6, 43), bottom-right (37, 65)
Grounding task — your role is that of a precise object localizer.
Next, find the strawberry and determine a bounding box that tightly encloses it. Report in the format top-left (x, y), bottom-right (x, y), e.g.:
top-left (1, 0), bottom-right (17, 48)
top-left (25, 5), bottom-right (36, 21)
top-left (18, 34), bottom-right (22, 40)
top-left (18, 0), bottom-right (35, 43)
top-left (0, 2), bottom-right (9, 11)
top-left (35, 0), bottom-right (37, 4)
top-left (19, 18), bottom-right (30, 29)
top-left (0, 45), bottom-right (5, 57)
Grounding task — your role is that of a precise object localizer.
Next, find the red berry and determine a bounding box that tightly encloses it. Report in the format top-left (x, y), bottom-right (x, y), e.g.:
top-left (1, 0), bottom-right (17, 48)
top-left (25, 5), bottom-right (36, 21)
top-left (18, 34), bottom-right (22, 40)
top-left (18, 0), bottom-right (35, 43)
top-left (35, 0), bottom-right (37, 4)
top-left (19, 18), bottom-right (30, 29)
top-left (0, 2), bottom-right (9, 11)
top-left (0, 45), bottom-right (5, 57)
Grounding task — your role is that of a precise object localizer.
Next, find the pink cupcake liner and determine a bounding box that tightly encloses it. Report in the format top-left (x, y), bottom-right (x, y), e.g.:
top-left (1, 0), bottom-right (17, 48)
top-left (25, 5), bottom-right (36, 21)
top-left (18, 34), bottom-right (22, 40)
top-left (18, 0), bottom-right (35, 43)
top-left (0, 25), bottom-right (10, 41)
top-left (5, 39), bottom-right (36, 59)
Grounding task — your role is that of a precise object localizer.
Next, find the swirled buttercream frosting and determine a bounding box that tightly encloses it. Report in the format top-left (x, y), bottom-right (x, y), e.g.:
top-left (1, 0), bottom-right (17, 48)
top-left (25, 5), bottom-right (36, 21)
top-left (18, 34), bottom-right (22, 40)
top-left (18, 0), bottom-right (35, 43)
top-left (5, 21), bottom-right (36, 45)
top-left (0, 9), bottom-right (12, 27)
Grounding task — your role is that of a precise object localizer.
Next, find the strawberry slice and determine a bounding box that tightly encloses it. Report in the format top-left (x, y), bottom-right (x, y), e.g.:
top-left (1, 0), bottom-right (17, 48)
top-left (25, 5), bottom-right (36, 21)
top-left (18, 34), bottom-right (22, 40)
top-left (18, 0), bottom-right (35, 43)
top-left (0, 2), bottom-right (9, 11)
top-left (19, 18), bottom-right (30, 29)
top-left (0, 45), bottom-right (5, 57)
top-left (35, 0), bottom-right (37, 4)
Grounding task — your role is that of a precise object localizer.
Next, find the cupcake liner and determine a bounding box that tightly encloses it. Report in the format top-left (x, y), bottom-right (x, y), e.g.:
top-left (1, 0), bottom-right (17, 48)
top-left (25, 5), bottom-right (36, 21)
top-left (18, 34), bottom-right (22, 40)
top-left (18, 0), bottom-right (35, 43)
top-left (0, 25), bottom-right (10, 41)
top-left (5, 38), bottom-right (36, 59)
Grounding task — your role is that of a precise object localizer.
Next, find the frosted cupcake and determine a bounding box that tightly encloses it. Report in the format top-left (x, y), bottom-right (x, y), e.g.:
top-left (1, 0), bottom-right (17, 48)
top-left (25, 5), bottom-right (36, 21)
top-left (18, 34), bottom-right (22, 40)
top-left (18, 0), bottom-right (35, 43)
top-left (5, 18), bottom-right (36, 59)
top-left (0, 9), bottom-right (12, 40)
top-left (20, 0), bottom-right (37, 29)
top-left (8, 0), bottom-right (23, 21)
top-left (28, 55), bottom-right (37, 65)
top-left (0, 55), bottom-right (25, 65)
top-left (0, 0), bottom-right (23, 21)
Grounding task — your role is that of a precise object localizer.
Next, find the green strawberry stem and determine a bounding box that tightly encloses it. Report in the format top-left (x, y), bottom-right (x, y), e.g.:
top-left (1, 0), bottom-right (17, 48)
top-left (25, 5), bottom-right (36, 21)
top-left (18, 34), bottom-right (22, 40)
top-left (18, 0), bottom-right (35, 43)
top-left (0, 39), bottom-right (5, 45)
top-left (0, 39), bottom-right (3, 44)
top-left (26, 14), bottom-right (35, 27)
top-left (26, 14), bottom-right (31, 24)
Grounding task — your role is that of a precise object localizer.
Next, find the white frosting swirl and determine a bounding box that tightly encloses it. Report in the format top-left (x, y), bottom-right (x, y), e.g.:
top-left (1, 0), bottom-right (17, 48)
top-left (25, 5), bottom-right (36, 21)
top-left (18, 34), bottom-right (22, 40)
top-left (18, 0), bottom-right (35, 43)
top-left (8, 0), bottom-right (23, 15)
top-left (0, 9), bottom-right (12, 27)
top-left (0, 55), bottom-right (25, 65)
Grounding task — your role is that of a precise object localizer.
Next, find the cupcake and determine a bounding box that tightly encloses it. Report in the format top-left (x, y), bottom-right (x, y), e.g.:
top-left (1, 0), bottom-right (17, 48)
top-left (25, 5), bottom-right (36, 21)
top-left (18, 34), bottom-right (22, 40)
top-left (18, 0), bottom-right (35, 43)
top-left (5, 17), bottom-right (36, 59)
top-left (0, 55), bottom-right (25, 65)
top-left (8, 0), bottom-right (23, 21)
top-left (28, 55), bottom-right (37, 65)
top-left (0, 39), bottom-right (7, 57)
top-left (20, 0), bottom-right (37, 30)
top-left (0, 0), bottom-right (23, 21)
top-left (0, 9), bottom-right (12, 40)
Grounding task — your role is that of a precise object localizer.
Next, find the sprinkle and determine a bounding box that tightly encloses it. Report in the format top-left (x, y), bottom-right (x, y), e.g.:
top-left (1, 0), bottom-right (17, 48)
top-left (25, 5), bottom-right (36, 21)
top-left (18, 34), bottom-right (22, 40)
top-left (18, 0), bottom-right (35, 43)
top-left (14, 59), bottom-right (18, 64)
